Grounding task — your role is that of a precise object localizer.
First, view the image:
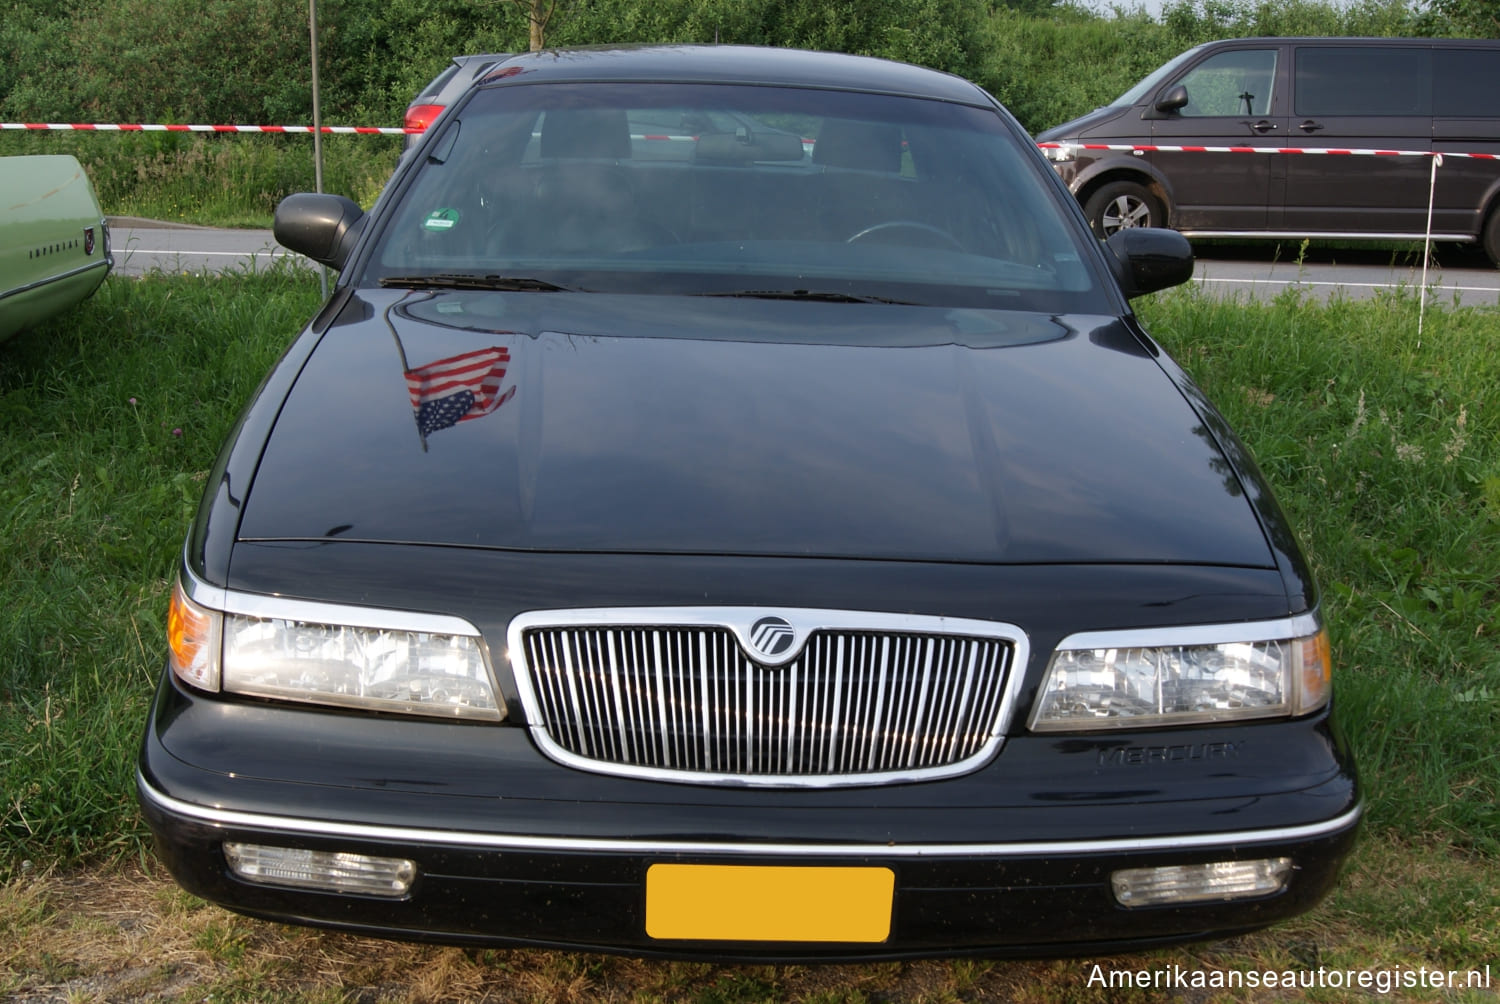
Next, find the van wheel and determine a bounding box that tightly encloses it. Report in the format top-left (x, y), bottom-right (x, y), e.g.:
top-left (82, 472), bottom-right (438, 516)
top-left (1483, 205), bottom-right (1500, 267)
top-left (1083, 181), bottom-right (1165, 239)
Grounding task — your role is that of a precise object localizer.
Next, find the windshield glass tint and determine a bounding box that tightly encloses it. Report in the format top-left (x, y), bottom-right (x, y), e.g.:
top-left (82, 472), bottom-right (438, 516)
top-left (1109, 46), bottom-right (1206, 108)
top-left (365, 83), bottom-right (1109, 312)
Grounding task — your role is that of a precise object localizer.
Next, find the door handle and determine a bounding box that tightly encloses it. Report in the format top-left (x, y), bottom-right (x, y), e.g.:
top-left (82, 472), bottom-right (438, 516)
top-left (1299, 120), bottom-right (1325, 133)
top-left (1246, 120), bottom-right (1277, 134)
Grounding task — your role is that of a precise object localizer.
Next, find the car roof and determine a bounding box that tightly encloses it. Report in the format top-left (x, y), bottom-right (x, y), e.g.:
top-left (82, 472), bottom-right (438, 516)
top-left (477, 45), bottom-right (994, 107)
top-left (1200, 35), bottom-right (1500, 46)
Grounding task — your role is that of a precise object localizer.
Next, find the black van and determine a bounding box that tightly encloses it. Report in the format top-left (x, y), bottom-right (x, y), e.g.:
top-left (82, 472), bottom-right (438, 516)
top-left (1036, 37), bottom-right (1500, 264)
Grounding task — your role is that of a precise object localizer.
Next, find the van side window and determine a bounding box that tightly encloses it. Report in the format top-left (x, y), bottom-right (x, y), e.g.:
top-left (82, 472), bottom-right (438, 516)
top-left (1176, 49), bottom-right (1277, 117)
top-left (1294, 47), bottom-right (1430, 116)
top-left (1434, 49), bottom-right (1500, 117)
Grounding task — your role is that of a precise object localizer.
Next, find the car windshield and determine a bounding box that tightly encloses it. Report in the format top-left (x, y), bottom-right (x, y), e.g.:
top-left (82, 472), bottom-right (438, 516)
top-left (364, 82), bottom-right (1110, 312)
top-left (1108, 45), bottom-right (1208, 109)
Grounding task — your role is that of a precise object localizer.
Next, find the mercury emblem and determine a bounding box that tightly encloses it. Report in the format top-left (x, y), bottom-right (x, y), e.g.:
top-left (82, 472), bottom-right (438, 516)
top-left (747, 616), bottom-right (796, 660)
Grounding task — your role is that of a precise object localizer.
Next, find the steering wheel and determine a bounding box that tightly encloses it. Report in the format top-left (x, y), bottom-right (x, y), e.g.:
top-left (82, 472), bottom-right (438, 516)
top-left (846, 220), bottom-right (964, 250)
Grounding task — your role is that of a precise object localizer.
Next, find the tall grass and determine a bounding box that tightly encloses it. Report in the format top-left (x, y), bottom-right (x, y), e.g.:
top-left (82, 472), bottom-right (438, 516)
top-left (0, 269), bottom-right (321, 865)
top-left (2, 273), bottom-right (1496, 873)
top-left (0, 131), bottom-right (400, 228)
top-left (1139, 286), bottom-right (1500, 849)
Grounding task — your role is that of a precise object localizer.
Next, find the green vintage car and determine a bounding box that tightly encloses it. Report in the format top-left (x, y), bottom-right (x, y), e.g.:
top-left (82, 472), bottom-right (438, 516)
top-left (1, 155), bottom-right (112, 342)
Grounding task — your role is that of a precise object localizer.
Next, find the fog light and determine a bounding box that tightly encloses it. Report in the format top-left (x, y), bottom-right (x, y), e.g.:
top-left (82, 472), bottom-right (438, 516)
top-left (223, 842), bottom-right (416, 898)
top-left (1111, 858), bottom-right (1292, 907)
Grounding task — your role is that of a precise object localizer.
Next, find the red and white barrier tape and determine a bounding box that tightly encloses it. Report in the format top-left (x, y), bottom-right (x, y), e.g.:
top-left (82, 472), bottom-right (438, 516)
top-left (1, 122), bottom-right (820, 146)
top-left (6, 124), bottom-right (1496, 159)
top-left (1, 122), bottom-right (411, 135)
top-left (1036, 141), bottom-right (1497, 160)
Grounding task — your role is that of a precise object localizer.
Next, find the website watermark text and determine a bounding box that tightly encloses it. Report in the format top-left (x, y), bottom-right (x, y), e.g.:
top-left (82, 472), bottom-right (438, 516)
top-left (1088, 963), bottom-right (1492, 995)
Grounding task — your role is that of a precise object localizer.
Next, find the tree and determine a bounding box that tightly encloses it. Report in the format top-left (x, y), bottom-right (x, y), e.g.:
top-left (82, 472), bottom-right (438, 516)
top-left (508, 0), bottom-right (557, 49)
top-left (1422, 0), bottom-right (1499, 36)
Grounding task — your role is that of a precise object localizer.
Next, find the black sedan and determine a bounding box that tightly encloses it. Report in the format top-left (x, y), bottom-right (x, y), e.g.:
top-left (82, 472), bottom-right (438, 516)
top-left (139, 45), bottom-right (1358, 961)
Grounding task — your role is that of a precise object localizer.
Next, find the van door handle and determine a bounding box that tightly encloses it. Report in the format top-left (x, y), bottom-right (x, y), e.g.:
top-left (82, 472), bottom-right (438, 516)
top-left (1245, 120), bottom-right (1277, 133)
top-left (1299, 120), bottom-right (1325, 133)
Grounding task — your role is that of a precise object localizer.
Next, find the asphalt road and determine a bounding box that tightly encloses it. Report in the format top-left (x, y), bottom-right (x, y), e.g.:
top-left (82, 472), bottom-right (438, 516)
top-left (109, 219), bottom-right (313, 277)
top-left (108, 219), bottom-right (1500, 304)
top-left (1191, 241), bottom-right (1500, 304)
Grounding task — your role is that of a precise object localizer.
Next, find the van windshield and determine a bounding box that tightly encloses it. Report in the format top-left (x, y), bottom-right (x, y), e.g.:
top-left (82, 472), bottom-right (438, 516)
top-left (1109, 45), bottom-right (1208, 108)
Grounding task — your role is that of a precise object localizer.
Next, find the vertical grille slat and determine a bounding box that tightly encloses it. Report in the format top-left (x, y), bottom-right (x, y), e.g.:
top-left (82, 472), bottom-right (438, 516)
top-left (867, 635), bottom-right (892, 772)
top-left (827, 635), bottom-right (846, 773)
top-left (518, 618), bottom-right (1014, 783)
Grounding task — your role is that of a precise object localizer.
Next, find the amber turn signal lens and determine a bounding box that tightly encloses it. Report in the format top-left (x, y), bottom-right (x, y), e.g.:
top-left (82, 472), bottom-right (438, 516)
top-left (168, 578), bottom-right (220, 692)
top-left (1294, 627), bottom-right (1332, 715)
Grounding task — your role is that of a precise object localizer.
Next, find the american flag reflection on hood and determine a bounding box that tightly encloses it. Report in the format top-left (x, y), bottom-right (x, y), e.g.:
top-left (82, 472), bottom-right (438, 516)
top-left (405, 346), bottom-right (517, 439)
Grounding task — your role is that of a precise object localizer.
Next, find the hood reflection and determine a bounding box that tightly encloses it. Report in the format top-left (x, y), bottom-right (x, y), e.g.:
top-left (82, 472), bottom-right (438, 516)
top-left (238, 291), bottom-right (1271, 568)
top-left (406, 346), bottom-right (518, 440)
top-left (389, 293), bottom-right (521, 444)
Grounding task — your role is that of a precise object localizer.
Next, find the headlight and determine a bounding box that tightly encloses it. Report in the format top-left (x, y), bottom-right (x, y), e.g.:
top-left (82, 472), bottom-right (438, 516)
top-left (1028, 616), bottom-right (1330, 732)
top-left (1040, 143), bottom-right (1076, 163)
top-left (167, 574), bottom-right (504, 721)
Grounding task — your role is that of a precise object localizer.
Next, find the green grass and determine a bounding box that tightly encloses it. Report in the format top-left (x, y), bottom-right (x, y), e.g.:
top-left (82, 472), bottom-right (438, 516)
top-left (1137, 286), bottom-right (1500, 852)
top-left (0, 268), bottom-right (321, 862)
top-left (0, 273), bottom-right (1496, 998)
top-left (0, 131), bottom-right (400, 227)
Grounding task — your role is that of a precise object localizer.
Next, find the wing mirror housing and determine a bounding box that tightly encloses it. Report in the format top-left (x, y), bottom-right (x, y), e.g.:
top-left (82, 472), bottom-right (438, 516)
top-left (1104, 228), bottom-right (1195, 299)
top-left (1155, 84), bottom-right (1190, 114)
top-left (274, 193), bottom-right (366, 270)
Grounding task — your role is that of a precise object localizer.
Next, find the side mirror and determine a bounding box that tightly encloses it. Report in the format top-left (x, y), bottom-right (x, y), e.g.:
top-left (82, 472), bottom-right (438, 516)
top-left (274, 193), bottom-right (366, 270)
top-left (1155, 85), bottom-right (1189, 114)
top-left (1104, 228), bottom-right (1195, 298)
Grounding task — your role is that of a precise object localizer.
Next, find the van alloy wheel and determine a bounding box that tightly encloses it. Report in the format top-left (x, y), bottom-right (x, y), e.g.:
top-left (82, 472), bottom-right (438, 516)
top-left (1084, 181), bottom-right (1165, 239)
top-left (1482, 202), bottom-right (1500, 268)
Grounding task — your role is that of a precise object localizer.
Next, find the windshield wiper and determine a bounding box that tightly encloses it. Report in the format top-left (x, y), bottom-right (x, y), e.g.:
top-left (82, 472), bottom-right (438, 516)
top-left (379, 273), bottom-right (579, 292)
top-left (692, 289), bottom-right (918, 305)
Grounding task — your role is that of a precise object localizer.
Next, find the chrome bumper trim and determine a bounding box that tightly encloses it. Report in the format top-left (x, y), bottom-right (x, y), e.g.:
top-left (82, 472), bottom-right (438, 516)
top-left (139, 771), bottom-right (1361, 858)
top-left (0, 258), bottom-right (109, 303)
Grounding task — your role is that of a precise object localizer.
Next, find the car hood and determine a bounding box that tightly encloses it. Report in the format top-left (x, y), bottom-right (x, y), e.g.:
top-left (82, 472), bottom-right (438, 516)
top-left (236, 290), bottom-right (1272, 567)
top-left (1035, 105), bottom-right (1129, 142)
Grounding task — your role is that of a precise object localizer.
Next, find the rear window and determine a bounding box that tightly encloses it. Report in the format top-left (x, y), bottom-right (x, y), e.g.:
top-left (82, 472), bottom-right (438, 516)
top-left (1434, 48), bottom-right (1500, 117)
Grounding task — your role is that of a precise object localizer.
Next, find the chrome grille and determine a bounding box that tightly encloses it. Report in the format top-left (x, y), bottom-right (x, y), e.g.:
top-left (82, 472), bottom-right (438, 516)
top-left (511, 609), bottom-right (1022, 786)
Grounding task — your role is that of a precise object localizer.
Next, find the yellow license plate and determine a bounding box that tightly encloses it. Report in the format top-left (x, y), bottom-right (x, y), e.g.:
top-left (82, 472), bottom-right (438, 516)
top-left (645, 864), bottom-right (894, 942)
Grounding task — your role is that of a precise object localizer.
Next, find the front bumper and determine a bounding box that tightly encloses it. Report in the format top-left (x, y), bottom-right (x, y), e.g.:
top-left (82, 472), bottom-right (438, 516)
top-left (139, 668), bottom-right (1360, 961)
top-left (140, 773), bottom-right (1358, 962)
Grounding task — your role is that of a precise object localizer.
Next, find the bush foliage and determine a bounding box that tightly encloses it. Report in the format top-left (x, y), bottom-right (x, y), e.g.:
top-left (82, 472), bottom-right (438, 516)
top-left (2, 0), bottom-right (997, 126)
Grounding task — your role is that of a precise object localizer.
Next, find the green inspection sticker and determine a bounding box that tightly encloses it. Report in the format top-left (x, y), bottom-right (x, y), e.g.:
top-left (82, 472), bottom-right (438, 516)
top-left (423, 208), bottom-right (461, 232)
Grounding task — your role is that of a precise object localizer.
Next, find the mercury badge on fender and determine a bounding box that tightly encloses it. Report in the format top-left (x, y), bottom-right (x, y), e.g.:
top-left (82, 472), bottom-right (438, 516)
top-left (137, 45), bottom-right (1359, 961)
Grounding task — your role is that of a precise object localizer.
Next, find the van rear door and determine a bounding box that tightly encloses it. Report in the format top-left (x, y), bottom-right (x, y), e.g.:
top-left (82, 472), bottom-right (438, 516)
top-left (1281, 44), bottom-right (1433, 236)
